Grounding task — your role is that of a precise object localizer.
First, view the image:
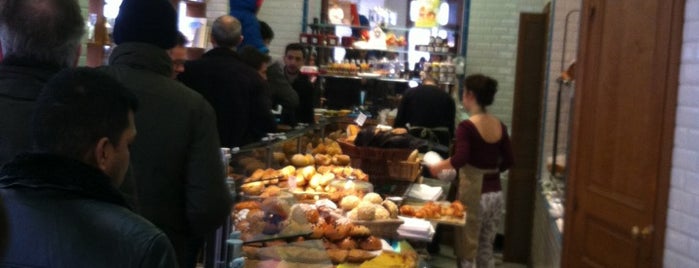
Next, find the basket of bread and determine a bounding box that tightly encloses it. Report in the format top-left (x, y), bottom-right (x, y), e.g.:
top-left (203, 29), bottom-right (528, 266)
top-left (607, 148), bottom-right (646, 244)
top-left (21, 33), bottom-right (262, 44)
top-left (338, 192), bottom-right (404, 238)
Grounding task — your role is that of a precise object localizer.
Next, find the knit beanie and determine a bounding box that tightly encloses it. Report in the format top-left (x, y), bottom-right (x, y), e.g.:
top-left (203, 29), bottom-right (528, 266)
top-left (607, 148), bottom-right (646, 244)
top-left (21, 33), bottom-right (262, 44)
top-left (113, 0), bottom-right (178, 49)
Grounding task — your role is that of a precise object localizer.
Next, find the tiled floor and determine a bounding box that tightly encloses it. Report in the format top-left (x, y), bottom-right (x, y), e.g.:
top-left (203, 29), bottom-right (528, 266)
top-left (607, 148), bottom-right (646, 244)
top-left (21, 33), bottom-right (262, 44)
top-left (426, 244), bottom-right (528, 268)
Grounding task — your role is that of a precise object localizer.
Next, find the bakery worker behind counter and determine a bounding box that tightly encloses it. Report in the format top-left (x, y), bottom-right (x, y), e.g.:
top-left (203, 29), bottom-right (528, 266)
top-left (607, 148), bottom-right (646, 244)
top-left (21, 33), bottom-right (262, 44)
top-left (394, 76), bottom-right (455, 153)
top-left (283, 43), bottom-right (317, 125)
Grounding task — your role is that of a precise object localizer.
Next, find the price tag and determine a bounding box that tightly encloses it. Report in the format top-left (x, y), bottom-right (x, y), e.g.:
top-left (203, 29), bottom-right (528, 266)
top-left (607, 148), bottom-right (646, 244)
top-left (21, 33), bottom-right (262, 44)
top-left (355, 112), bottom-right (367, 126)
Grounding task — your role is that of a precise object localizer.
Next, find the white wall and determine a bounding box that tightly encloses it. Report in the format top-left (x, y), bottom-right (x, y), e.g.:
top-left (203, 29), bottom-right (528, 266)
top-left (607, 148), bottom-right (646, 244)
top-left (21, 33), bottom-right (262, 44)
top-left (539, 0), bottom-right (580, 178)
top-left (665, 0), bottom-right (699, 266)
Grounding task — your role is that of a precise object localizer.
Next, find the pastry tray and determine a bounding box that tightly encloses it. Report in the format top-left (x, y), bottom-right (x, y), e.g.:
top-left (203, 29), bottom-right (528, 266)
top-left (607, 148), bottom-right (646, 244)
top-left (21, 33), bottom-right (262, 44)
top-left (242, 230), bottom-right (314, 245)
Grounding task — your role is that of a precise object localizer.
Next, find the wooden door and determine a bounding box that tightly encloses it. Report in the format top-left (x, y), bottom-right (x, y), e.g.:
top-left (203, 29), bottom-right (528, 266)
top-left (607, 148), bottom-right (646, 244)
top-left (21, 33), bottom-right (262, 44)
top-left (562, 0), bottom-right (684, 267)
top-left (504, 12), bottom-right (548, 264)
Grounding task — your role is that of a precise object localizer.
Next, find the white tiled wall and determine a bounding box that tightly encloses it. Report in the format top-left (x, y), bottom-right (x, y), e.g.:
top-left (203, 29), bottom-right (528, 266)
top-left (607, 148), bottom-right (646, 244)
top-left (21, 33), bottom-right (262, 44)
top-left (539, 0), bottom-right (580, 178)
top-left (665, 0), bottom-right (699, 266)
top-left (257, 1), bottom-right (310, 59)
top-left (464, 0), bottom-right (549, 129)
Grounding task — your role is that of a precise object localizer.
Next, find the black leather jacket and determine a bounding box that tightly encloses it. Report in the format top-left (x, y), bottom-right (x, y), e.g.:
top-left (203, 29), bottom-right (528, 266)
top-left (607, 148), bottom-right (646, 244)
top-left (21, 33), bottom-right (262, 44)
top-left (0, 154), bottom-right (178, 268)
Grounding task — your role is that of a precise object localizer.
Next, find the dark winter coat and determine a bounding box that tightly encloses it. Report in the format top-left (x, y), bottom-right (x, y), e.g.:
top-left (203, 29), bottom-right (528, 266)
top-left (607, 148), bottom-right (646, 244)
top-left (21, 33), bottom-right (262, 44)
top-left (178, 47), bottom-right (275, 147)
top-left (100, 42), bottom-right (232, 266)
top-left (0, 153), bottom-right (178, 268)
top-left (0, 58), bottom-right (61, 165)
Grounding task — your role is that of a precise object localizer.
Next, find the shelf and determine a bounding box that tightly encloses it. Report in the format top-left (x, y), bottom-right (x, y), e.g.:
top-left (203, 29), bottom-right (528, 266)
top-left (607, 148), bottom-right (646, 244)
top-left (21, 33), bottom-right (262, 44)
top-left (308, 23), bottom-right (459, 33)
top-left (305, 44), bottom-right (410, 54)
top-left (319, 74), bottom-right (413, 83)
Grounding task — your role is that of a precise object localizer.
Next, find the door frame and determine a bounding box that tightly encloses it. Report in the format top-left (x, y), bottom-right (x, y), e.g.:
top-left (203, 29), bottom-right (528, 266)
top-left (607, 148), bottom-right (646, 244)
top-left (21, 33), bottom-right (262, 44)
top-left (561, 0), bottom-right (685, 266)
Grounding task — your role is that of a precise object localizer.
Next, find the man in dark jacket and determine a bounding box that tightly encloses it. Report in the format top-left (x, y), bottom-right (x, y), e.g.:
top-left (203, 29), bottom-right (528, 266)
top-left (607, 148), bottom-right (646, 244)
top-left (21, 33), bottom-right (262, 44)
top-left (258, 21), bottom-right (299, 125)
top-left (100, 1), bottom-right (232, 267)
top-left (0, 68), bottom-right (177, 267)
top-left (394, 81), bottom-right (456, 148)
top-left (283, 43), bottom-right (316, 125)
top-left (0, 0), bottom-right (84, 165)
top-left (179, 15), bottom-right (275, 147)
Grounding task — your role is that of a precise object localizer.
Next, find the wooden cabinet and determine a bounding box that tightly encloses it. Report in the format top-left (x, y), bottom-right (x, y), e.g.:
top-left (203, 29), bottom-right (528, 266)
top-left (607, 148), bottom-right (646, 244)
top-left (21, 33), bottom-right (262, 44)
top-left (561, 0), bottom-right (685, 267)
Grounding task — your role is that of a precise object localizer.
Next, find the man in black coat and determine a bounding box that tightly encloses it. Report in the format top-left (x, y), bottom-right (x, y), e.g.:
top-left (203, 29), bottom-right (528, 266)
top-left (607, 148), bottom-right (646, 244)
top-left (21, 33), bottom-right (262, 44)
top-left (394, 80), bottom-right (456, 147)
top-left (0, 0), bottom-right (84, 165)
top-left (101, 1), bottom-right (232, 267)
top-left (179, 15), bottom-right (276, 148)
top-left (0, 68), bottom-right (177, 267)
top-left (282, 43), bottom-right (316, 125)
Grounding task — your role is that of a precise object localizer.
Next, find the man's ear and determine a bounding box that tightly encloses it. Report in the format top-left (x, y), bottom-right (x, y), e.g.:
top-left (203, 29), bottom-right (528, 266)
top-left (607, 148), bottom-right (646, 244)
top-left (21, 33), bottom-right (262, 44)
top-left (93, 137), bottom-right (111, 172)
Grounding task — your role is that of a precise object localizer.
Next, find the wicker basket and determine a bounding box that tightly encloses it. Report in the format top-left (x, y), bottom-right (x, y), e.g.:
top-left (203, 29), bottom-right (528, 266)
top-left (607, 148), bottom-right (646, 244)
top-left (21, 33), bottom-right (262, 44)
top-left (351, 219), bottom-right (404, 238)
top-left (387, 161), bottom-right (421, 182)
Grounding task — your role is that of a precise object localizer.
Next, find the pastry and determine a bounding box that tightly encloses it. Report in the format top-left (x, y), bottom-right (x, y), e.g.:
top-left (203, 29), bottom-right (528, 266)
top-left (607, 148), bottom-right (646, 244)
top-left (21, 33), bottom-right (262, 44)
top-left (241, 182), bottom-right (264, 195)
top-left (250, 169), bottom-right (265, 181)
top-left (291, 154), bottom-right (309, 167)
top-left (349, 225), bottom-right (371, 237)
top-left (314, 154), bottom-right (332, 166)
top-left (337, 237), bottom-right (358, 250)
top-left (260, 185), bottom-right (281, 198)
top-left (359, 236), bottom-right (382, 251)
top-left (326, 223), bottom-right (350, 241)
top-left (327, 249), bottom-right (349, 264)
top-left (399, 205), bottom-right (415, 216)
top-left (322, 238), bottom-right (338, 250)
top-left (305, 209), bottom-right (320, 224)
top-left (374, 206), bottom-right (390, 220)
top-left (382, 200), bottom-right (399, 219)
top-left (279, 165), bottom-right (296, 177)
top-left (357, 205), bottom-right (376, 221)
top-left (340, 195), bottom-right (361, 211)
top-left (362, 193), bottom-right (383, 204)
top-left (234, 201), bottom-right (261, 211)
top-left (347, 249), bottom-right (375, 263)
top-left (310, 224), bottom-right (324, 239)
top-left (333, 154), bottom-right (351, 166)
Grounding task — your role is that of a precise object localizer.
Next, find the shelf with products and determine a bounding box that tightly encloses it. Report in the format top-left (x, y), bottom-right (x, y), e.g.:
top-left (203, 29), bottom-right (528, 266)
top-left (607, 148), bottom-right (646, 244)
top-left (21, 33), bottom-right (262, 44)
top-left (308, 23), bottom-right (460, 33)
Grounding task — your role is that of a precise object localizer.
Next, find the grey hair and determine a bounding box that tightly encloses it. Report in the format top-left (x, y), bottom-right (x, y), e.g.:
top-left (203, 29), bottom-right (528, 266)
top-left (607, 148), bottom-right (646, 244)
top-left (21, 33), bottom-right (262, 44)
top-left (0, 0), bottom-right (84, 67)
top-left (211, 15), bottom-right (242, 48)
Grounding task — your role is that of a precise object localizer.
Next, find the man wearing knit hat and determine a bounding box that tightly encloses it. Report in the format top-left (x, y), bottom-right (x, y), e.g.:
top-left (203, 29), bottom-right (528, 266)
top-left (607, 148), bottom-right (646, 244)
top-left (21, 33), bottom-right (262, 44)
top-left (100, 0), bottom-right (232, 267)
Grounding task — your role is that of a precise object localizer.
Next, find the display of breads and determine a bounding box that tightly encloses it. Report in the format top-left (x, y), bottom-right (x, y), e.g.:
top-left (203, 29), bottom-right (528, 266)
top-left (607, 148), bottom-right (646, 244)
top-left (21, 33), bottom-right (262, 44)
top-left (232, 198), bottom-right (316, 242)
top-left (399, 201), bottom-right (466, 219)
top-left (238, 199), bottom-right (390, 265)
top-left (340, 193), bottom-right (400, 221)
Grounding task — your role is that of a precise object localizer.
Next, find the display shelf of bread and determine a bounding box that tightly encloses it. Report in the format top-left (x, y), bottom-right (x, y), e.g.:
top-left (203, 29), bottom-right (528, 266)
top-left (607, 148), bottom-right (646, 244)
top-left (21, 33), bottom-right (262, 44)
top-left (232, 198), bottom-right (316, 243)
top-left (238, 199), bottom-right (402, 266)
top-left (398, 201), bottom-right (467, 226)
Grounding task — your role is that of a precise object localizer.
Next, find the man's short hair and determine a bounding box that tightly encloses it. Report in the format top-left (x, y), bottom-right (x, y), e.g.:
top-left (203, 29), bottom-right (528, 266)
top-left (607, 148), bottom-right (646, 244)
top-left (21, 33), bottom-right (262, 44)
top-left (259, 21), bottom-right (274, 41)
top-left (0, 0), bottom-right (84, 67)
top-left (175, 31), bottom-right (189, 47)
top-left (285, 43), bottom-right (307, 58)
top-left (32, 68), bottom-right (139, 161)
top-left (211, 15), bottom-right (242, 48)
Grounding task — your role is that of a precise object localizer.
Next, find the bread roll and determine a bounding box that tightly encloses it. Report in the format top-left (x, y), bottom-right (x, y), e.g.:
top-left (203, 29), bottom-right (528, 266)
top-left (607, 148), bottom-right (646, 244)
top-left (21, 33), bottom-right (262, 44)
top-left (340, 196), bottom-right (361, 211)
top-left (333, 154), bottom-right (351, 166)
top-left (362, 193), bottom-right (383, 204)
top-left (291, 154), bottom-right (309, 167)
top-left (359, 236), bottom-right (382, 251)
